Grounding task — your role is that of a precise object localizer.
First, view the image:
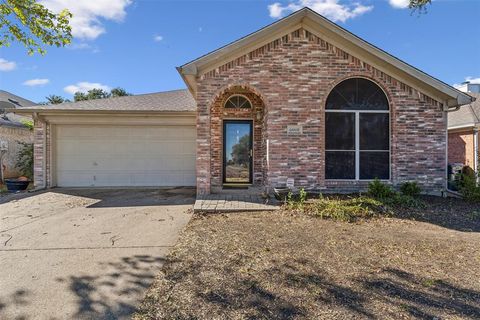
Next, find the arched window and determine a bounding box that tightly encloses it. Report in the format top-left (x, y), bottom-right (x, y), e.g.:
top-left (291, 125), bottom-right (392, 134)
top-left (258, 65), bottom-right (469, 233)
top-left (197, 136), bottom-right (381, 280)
top-left (224, 95), bottom-right (252, 109)
top-left (325, 78), bottom-right (390, 180)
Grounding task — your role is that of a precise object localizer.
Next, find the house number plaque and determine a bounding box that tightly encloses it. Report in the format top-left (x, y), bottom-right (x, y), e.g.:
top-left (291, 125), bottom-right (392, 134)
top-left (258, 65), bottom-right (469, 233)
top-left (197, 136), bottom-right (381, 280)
top-left (287, 125), bottom-right (303, 135)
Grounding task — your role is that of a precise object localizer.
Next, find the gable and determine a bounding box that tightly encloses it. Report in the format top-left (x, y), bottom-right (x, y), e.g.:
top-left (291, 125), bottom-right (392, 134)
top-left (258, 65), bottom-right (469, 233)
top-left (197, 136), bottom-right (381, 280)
top-left (178, 8), bottom-right (473, 108)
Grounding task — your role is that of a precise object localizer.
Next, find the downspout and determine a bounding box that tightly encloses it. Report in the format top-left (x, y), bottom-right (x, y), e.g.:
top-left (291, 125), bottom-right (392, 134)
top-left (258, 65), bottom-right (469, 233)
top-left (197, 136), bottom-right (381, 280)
top-left (474, 128), bottom-right (479, 180)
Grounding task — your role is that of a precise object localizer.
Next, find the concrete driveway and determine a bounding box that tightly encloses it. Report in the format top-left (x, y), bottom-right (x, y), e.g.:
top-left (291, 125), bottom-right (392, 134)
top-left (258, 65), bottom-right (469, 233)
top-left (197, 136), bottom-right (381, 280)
top-left (0, 188), bottom-right (195, 320)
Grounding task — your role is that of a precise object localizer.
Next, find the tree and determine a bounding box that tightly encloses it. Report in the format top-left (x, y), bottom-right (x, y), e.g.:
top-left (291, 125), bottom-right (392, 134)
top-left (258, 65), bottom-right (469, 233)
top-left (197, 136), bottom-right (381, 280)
top-left (230, 135), bottom-right (250, 166)
top-left (409, 0), bottom-right (431, 11)
top-left (0, 0), bottom-right (72, 55)
top-left (73, 87), bottom-right (131, 102)
top-left (111, 87), bottom-right (131, 97)
top-left (46, 94), bottom-right (69, 104)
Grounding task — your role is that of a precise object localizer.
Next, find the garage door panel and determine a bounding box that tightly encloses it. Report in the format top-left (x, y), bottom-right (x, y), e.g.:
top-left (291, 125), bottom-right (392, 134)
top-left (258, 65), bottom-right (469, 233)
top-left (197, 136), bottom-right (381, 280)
top-left (56, 125), bottom-right (196, 187)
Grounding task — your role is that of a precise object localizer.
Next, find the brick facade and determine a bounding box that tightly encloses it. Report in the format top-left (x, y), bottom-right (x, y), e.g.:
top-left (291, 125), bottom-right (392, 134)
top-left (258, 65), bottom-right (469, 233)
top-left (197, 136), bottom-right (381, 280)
top-left (448, 130), bottom-right (478, 168)
top-left (196, 28), bottom-right (447, 195)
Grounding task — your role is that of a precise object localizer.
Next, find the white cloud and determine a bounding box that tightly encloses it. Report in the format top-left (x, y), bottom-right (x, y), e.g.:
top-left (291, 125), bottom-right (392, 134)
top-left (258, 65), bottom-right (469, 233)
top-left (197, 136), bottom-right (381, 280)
top-left (0, 58), bottom-right (17, 71)
top-left (453, 77), bottom-right (480, 89)
top-left (389, 0), bottom-right (409, 9)
top-left (268, 0), bottom-right (373, 23)
top-left (64, 81), bottom-right (111, 94)
top-left (23, 78), bottom-right (50, 86)
top-left (40, 0), bottom-right (132, 40)
top-left (153, 35), bottom-right (163, 42)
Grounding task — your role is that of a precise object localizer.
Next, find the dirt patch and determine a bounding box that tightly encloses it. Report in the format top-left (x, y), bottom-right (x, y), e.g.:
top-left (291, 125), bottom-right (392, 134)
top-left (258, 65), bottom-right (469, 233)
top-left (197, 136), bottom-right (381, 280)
top-left (135, 198), bottom-right (480, 319)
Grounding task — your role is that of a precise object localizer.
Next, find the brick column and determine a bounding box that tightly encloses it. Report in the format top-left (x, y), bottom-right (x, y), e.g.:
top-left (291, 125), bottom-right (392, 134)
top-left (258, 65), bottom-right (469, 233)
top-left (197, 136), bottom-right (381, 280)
top-left (196, 97), bottom-right (211, 195)
top-left (33, 119), bottom-right (46, 189)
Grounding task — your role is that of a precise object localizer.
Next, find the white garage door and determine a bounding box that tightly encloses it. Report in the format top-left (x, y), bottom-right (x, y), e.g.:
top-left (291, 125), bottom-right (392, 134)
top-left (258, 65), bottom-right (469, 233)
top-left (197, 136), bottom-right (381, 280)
top-left (55, 125), bottom-right (196, 187)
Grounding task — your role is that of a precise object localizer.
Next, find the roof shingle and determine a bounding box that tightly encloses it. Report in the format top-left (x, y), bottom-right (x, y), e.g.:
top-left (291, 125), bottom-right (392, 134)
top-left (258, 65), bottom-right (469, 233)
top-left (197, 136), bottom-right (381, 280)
top-left (15, 89), bottom-right (196, 112)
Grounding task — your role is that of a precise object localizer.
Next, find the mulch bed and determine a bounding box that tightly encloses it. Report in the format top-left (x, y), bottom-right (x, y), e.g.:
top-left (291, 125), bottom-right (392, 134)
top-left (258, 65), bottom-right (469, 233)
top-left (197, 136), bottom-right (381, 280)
top-left (135, 196), bottom-right (480, 319)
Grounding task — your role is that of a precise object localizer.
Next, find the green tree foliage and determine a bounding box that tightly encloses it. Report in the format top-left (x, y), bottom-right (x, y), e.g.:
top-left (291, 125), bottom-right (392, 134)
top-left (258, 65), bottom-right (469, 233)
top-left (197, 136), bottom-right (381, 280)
top-left (46, 94), bottom-right (69, 104)
top-left (230, 135), bottom-right (250, 166)
top-left (0, 0), bottom-right (72, 55)
top-left (16, 142), bottom-right (33, 179)
top-left (111, 87), bottom-right (131, 97)
top-left (74, 87), bottom-right (131, 102)
top-left (409, 0), bottom-right (431, 11)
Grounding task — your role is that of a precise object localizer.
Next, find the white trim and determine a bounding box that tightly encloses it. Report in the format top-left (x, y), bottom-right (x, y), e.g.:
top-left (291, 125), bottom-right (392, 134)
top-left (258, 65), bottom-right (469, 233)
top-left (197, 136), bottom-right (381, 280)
top-left (474, 129), bottom-right (478, 174)
top-left (447, 123), bottom-right (477, 131)
top-left (224, 94), bottom-right (253, 109)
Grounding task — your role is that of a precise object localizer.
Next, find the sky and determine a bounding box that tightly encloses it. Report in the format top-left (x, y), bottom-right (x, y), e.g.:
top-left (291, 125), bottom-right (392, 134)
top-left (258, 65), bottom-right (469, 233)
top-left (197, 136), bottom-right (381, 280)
top-left (0, 0), bottom-right (479, 103)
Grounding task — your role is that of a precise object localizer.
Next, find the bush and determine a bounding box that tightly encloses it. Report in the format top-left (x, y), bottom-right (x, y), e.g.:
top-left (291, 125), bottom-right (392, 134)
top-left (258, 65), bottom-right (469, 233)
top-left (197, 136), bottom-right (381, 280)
top-left (459, 173), bottom-right (480, 203)
top-left (400, 181), bottom-right (421, 197)
top-left (313, 196), bottom-right (387, 222)
top-left (368, 179), bottom-right (424, 209)
top-left (16, 142), bottom-right (34, 179)
top-left (368, 178), bottom-right (394, 199)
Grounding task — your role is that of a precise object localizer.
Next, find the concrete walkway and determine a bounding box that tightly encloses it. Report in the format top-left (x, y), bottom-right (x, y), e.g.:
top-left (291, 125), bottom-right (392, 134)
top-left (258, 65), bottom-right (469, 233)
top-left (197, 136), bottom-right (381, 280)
top-left (0, 188), bottom-right (194, 320)
top-left (194, 194), bottom-right (279, 212)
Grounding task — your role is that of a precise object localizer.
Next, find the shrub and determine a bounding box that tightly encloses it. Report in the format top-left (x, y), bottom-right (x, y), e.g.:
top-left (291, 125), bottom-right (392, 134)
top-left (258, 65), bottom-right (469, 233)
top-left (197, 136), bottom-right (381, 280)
top-left (368, 179), bottom-right (424, 209)
top-left (459, 173), bottom-right (480, 203)
top-left (400, 181), bottom-right (421, 197)
top-left (368, 178), bottom-right (394, 199)
top-left (16, 142), bottom-right (34, 179)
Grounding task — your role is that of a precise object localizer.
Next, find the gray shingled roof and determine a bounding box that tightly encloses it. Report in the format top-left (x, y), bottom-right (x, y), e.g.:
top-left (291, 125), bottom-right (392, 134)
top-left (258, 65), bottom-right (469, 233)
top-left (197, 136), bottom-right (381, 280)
top-left (15, 89), bottom-right (196, 112)
top-left (0, 90), bottom-right (34, 128)
top-left (448, 93), bottom-right (480, 129)
top-left (0, 90), bottom-right (36, 108)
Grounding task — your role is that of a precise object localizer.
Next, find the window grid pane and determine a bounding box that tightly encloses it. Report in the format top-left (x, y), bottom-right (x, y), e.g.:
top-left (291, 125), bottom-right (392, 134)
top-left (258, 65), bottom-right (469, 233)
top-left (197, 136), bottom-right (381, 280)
top-left (325, 78), bottom-right (390, 180)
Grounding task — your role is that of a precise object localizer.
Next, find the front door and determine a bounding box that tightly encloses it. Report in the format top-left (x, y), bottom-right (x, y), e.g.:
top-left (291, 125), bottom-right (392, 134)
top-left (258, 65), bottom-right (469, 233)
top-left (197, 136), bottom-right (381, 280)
top-left (223, 120), bottom-right (253, 184)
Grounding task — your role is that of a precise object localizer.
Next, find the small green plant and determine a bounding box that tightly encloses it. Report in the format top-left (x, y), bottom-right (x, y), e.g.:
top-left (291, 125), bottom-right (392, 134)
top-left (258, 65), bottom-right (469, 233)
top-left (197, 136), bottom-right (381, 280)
top-left (400, 181), bottom-right (421, 197)
top-left (286, 188), bottom-right (308, 211)
top-left (298, 188), bottom-right (307, 211)
top-left (368, 178), bottom-right (394, 199)
top-left (16, 142), bottom-right (34, 179)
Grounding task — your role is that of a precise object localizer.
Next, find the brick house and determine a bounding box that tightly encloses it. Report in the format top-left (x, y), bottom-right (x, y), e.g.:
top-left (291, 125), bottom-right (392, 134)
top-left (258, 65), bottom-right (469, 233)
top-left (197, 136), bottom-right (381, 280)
top-left (448, 91), bottom-right (479, 172)
top-left (13, 8), bottom-right (474, 196)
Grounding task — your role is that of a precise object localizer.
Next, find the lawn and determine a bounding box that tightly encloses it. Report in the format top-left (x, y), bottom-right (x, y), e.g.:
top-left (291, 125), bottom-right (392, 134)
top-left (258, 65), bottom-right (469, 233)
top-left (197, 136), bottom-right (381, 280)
top-left (135, 196), bottom-right (480, 320)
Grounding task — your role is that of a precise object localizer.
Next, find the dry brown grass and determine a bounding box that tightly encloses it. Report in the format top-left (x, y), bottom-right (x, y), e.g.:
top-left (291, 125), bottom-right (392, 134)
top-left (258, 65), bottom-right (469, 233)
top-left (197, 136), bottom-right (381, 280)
top-left (135, 197), bottom-right (480, 320)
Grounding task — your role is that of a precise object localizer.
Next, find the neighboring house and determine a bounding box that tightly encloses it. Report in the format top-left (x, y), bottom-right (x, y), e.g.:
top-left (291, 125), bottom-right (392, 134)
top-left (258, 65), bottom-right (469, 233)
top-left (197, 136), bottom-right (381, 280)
top-left (13, 8), bottom-right (474, 196)
top-left (0, 90), bottom-right (34, 179)
top-left (448, 89), bottom-right (479, 172)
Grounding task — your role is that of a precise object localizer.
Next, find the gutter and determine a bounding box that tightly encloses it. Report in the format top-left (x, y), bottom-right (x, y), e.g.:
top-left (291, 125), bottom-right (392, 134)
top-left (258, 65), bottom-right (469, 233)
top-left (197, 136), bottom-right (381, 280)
top-left (474, 128), bottom-right (479, 175)
top-left (9, 108), bottom-right (197, 116)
